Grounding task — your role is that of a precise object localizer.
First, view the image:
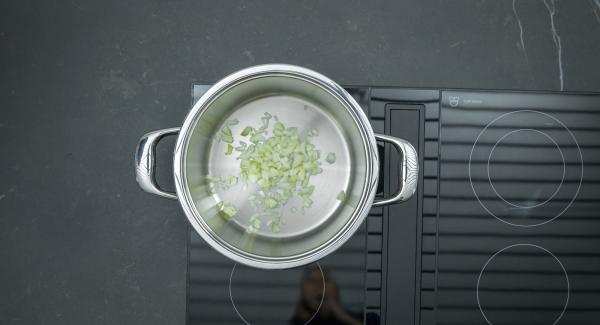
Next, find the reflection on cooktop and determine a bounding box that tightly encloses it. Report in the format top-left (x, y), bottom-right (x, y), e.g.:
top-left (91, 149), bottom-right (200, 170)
top-left (187, 228), bottom-right (366, 325)
top-left (227, 263), bottom-right (327, 325)
top-left (467, 109), bottom-right (583, 227)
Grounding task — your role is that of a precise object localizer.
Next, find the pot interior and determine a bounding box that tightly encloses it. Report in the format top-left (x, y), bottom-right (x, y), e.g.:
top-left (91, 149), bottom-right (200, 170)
top-left (183, 73), bottom-right (372, 261)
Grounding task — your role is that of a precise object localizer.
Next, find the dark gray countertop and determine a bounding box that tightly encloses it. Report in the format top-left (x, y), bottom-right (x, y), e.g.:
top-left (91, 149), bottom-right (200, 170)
top-left (1, 1), bottom-right (599, 324)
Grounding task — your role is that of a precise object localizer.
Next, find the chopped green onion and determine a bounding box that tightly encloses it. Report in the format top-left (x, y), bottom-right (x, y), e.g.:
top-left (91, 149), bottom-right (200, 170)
top-left (302, 197), bottom-right (313, 208)
top-left (240, 127), bottom-right (253, 136)
top-left (214, 115), bottom-right (327, 233)
top-left (221, 126), bottom-right (232, 136)
top-left (246, 214), bottom-right (262, 233)
top-left (337, 190), bottom-right (346, 201)
top-left (299, 185), bottom-right (314, 197)
top-left (235, 141), bottom-right (247, 152)
top-left (206, 176), bottom-right (221, 183)
top-left (326, 152), bottom-right (336, 164)
top-left (265, 197), bottom-right (278, 208)
top-left (228, 176), bottom-right (238, 185)
top-left (221, 133), bottom-right (233, 143)
top-left (221, 204), bottom-right (237, 218)
top-left (219, 124), bottom-right (234, 144)
top-left (207, 175), bottom-right (234, 192)
top-left (260, 114), bottom-right (272, 130)
top-left (271, 223), bottom-right (280, 233)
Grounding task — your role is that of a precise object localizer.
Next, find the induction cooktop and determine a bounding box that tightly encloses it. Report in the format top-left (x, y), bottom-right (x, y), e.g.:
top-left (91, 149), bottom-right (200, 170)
top-left (187, 85), bottom-right (600, 325)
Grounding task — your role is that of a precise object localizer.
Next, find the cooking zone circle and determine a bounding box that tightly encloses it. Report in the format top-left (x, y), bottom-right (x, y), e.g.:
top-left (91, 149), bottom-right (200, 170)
top-left (476, 244), bottom-right (570, 325)
top-left (229, 263), bottom-right (325, 325)
top-left (487, 129), bottom-right (566, 209)
top-left (468, 110), bottom-right (583, 227)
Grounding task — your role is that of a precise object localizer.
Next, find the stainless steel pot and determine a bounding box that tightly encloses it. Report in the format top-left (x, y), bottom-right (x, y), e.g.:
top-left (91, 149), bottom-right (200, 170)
top-left (135, 64), bottom-right (418, 269)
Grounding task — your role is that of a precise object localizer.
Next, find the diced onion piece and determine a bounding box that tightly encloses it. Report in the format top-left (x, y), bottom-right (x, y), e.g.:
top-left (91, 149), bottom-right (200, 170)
top-left (215, 114), bottom-right (328, 233)
top-left (221, 133), bottom-right (233, 143)
top-left (240, 127), bottom-right (253, 136)
top-left (326, 152), bottom-right (336, 164)
top-left (265, 197), bottom-right (278, 208)
top-left (228, 176), bottom-right (238, 185)
top-left (222, 204), bottom-right (237, 218)
top-left (302, 197), bottom-right (313, 208)
top-left (271, 223), bottom-right (280, 233)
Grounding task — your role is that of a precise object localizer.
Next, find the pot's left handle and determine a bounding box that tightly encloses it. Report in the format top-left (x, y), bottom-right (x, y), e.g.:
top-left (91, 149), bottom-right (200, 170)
top-left (135, 128), bottom-right (180, 200)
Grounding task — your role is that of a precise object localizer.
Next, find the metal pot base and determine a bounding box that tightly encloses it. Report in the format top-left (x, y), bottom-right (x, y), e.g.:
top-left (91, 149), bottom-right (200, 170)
top-left (207, 94), bottom-right (352, 239)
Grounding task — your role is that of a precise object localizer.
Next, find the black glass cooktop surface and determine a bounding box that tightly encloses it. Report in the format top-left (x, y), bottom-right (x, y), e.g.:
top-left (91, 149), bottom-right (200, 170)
top-left (187, 84), bottom-right (600, 325)
top-left (432, 91), bottom-right (600, 325)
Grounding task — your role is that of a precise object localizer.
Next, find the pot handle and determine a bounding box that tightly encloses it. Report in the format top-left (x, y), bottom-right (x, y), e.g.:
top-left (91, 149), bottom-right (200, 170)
top-left (372, 134), bottom-right (419, 206)
top-left (134, 128), bottom-right (180, 200)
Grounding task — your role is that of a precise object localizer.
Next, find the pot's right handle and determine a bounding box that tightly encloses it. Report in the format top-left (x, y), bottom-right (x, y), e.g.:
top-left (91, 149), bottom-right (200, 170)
top-left (135, 128), bottom-right (180, 200)
top-left (372, 134), bottom-right (419, 206)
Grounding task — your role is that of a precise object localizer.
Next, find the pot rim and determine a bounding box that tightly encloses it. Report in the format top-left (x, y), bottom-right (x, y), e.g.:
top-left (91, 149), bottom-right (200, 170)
top-left (173, 64), bottom-right (379, 269)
